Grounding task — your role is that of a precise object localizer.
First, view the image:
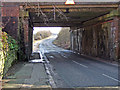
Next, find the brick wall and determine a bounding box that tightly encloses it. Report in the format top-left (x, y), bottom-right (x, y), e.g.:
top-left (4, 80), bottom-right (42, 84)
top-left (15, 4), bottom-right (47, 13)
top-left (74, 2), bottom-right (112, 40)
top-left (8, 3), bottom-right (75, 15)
top-left (2, 17), bottom-right (18, 39)
top-left (70, 12), bottom-right (120, 61)
top-left (81, 20), bottom-right (114, 59)
top-left (1, 3), bottom-right (19, 39)
top-left (118, 18), bottom-right (120, 61)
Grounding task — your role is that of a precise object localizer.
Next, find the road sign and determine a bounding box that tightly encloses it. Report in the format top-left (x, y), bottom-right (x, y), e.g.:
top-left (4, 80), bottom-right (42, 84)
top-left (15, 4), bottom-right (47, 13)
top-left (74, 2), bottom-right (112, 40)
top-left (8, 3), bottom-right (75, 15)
top-left (65, 0), bottom-right (75, 5)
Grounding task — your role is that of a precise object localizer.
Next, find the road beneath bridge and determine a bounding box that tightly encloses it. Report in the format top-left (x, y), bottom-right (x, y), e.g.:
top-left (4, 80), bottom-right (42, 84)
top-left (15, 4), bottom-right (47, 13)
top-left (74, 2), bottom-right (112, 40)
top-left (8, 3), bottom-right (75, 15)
top-left (38, 35), bottom-right (119, 88)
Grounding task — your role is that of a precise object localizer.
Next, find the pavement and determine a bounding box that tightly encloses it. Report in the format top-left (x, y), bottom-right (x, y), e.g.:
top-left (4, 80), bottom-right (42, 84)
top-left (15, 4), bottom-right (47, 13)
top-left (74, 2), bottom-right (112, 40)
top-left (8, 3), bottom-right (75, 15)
top-left (2, 37), bottom-right (52, 89)
top-left (2, 62), bottom-right (51, 89)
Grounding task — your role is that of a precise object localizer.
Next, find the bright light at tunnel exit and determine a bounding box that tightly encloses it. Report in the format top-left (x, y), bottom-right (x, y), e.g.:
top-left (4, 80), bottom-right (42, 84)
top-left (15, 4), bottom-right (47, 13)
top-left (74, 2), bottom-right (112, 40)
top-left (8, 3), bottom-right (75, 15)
top-left (65, 0), bottom-right (75, 5)
top-left (33, 27), bottom-right (62, 34)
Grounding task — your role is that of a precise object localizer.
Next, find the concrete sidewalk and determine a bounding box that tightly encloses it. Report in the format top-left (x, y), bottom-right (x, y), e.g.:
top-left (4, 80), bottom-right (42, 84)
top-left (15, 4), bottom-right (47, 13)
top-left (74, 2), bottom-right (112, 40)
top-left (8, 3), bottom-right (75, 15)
top-left (2, 62), bottom-right (51, 89)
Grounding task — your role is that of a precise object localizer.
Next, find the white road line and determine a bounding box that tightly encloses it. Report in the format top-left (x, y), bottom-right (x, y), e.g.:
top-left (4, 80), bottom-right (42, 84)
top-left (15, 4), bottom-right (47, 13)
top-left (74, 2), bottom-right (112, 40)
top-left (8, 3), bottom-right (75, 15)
top-left (63, 56), bottom-right (67, 58)
top-left (102, 74), bottom-right (120, 82)
top-left (60, 54), bottom-right (67, 58)
top-left (72, 60), bottom-right (88, 68)
top-left (57, 52), bottom-right (60, 54)
top-left (49, 56), bottom-right (54, 59)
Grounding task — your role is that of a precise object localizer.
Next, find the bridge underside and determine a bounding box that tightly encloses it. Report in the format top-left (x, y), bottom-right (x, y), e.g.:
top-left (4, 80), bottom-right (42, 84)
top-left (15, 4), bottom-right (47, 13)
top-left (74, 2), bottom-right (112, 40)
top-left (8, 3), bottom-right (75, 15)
top-left (1, 2), bottom-right (120, 61)
top-left (26, 3), bottom-right (118, 27)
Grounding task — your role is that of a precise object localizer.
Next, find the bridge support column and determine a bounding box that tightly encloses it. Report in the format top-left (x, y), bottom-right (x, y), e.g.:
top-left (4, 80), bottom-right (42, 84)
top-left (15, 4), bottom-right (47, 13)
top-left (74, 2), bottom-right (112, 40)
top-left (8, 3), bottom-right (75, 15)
top-left (18, 16), bottom-right (33, 61)
top-left (70, 30), bottom-right (73, 51)
top-left (118, 19), bottom-right (120, 61)
top-left (70, 27), bottom-right (80, 52)
top-left (117, 7), bottom-right (120, 61)
top-left (113, 16), bottom-right (120, 61)
top-left (28, 25), bottom-right (33, 57)
top-left (23, 17), bottom-right (29, 60)
top-left (19, 6), bottom-right (32, 61)
top-left (23, 16), bottom-right (33, 61)
top-left (77, 28), bottom-right (83, 54)
top-left (70, 27), bottom-right (76, 51)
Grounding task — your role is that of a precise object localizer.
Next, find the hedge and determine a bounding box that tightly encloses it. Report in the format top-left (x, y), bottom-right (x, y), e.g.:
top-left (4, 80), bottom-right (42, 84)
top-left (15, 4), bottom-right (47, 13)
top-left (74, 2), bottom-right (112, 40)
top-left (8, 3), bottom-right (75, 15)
top-left (0, 31), bottom-right (19, 78)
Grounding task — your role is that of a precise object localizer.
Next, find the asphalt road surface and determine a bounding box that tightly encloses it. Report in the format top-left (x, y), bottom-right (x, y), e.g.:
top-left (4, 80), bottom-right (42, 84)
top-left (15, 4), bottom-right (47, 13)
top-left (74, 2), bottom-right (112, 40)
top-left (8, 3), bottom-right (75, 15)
top-left (39, 35), bottom-right (119, 88)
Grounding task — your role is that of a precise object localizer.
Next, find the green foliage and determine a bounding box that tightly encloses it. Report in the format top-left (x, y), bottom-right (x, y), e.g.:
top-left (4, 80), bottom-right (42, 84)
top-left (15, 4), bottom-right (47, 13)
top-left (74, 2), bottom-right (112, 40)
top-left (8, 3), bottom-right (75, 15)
top-left (2, 32), bottom-right (8, 52)
top-left (7, 35), bottom-right (18, 51)
top-left (0, 31), bottom-right (19, 77)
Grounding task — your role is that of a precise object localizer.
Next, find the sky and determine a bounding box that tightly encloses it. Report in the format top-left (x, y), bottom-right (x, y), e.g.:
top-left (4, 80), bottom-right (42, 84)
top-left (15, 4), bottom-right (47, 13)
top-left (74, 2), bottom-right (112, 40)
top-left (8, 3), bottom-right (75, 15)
top-left (33, 27), bottom-right (62, 34)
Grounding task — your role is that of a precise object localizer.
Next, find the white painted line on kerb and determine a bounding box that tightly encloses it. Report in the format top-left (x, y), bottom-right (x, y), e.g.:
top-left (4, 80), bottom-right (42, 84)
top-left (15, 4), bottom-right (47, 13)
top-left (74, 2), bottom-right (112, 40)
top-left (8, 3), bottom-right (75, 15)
top-left (102, 74), bottom-right (120, 82)
top-left (72, 60), bottom-right (88, 68)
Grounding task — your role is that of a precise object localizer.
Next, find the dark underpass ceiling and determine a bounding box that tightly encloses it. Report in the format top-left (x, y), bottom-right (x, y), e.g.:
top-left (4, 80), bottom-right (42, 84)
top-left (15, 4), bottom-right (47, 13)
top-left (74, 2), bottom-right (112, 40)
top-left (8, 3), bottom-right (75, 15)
top-left (26, 3), bottom-right (118, 27)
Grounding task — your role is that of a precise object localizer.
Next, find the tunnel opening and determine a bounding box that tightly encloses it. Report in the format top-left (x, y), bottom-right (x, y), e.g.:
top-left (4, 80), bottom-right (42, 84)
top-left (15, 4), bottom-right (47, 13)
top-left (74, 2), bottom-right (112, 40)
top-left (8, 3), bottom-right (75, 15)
top-left (29, 26), bottom-right (71, 62)
top-left (32, 27), bottom-right (62, 52)
top-left (32, 27), bottom-right (71, 52)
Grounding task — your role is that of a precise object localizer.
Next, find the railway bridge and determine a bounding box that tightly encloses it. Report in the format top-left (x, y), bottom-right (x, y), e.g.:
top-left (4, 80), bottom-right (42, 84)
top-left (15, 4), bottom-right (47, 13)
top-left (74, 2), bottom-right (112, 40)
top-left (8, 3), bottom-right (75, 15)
top-left (1, 0), bottom-right (120, 61)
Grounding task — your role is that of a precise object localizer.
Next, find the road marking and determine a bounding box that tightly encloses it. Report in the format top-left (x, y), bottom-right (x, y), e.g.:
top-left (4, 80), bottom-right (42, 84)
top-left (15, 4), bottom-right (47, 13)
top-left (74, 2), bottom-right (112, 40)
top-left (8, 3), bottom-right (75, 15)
top-left (102, 74), bottom-right (120, 82)
top-left (49, 56), bottom-right (54, 59)
top-left (63, 55), bottom-right (67, 58)
top-left (42, 52), bottom-right (57, 88)
top-left (60, 54), bottom-right (68, 58)
top-left (72, 60), bottom-right (88, 68)
top-left (57, 52), bottom-right (60, 54)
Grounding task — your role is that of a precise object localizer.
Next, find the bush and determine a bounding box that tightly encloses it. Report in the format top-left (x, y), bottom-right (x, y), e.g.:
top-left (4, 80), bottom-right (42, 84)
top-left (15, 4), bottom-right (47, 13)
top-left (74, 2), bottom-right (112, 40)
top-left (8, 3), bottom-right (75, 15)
top-left (34, 31), bottom-right (51, 40)
top-left (0, 31), bottom-right (19, 77)
top-left (53, 27), bottom-right (70, 49)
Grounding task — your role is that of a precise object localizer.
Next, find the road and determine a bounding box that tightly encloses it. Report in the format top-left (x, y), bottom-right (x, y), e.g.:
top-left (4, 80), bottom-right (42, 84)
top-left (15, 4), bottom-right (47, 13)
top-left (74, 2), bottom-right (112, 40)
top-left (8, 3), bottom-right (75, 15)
top-left (39, 35), bottom-right (119, 88)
